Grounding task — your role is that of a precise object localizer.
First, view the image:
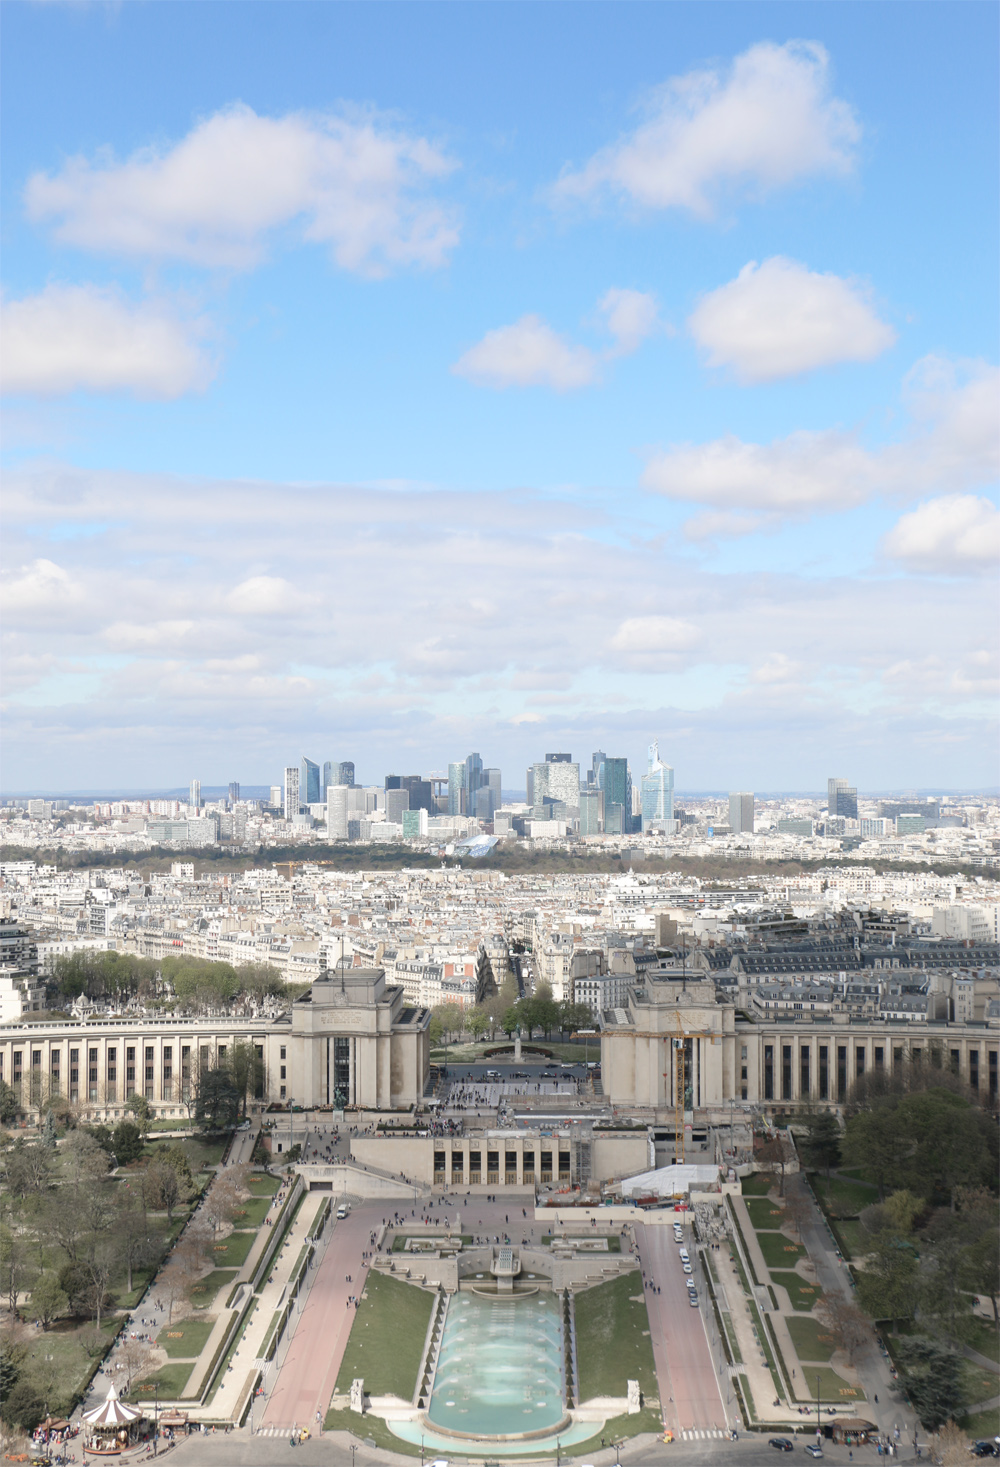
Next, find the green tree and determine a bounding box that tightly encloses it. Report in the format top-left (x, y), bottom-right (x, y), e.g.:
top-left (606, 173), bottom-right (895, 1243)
top-left (30, 1270), bottom-right (69, 1329)
top-left (855, 1234), bottom-right (919, 1326)
top-left (883, 1189), bottom-right (923, 1234)
top-left (895, 1338), bottom-right (964, 1430)
top-left (0, 1335), bottom-right (25, 1400)
top-left (111, 1120), bottom-right (144, 1166)
top-left (0, 1078), bottom-right (18, 1123)
top-left (466, 1007), bottom-right (490, 1042)
top-left (800, 1111), bottom-right (842, 1178)
top-left (0, 1379), bottom-right (45, 1432)
top-left (125, 1093), bottom-right (153, 1138)
top-left (235, 962), bottom-right (285, 1001)
top-left (902, 1090), bottom-right (992, 1206)
top-left (194, 1065), bottom-right (240, 1132)
top-left (112, 1186), bottom-right (158, 1294)
top-left (227, 1039), bottom-right (266, 1117)
top-left (843, 1103), bottom-right (910, 1200)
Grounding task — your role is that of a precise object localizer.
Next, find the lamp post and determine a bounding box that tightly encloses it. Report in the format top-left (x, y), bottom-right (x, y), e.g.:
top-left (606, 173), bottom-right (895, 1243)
top-left (350, 1444), bottom-right (357, 1467)
top-left (816, 1374), bottom-right (821, 1441)
top-left (289, 1096), bottom-right (294, 1159)
top-left (153, 1382), bottom-right (159, 1456)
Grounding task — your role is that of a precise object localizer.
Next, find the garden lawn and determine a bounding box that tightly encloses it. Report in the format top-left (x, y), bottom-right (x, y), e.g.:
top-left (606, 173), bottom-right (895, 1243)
top-left (785, 1315), bottom-right (838, 1362)
top-left (746, 1198), bottom-right (786, 1230)
top-left (228, 1196), bottom-right (270, 1227)
top-left (132, 1362), bottom-right (194, 1399)
top-left (757, 1232), bottom-right (807, 1269)
top-left (334, 1272), bottom-right (434, 1399)
top-left (803, 1368), bottom-right (866, 1403)
top-left (966, 1318), bottom-right (1000, 1365)
top-left (156, 1318), bottom-right (216, 1358)
top-left (16, 1318), bottom-right (113, 1416)
top-left (811, 1175), bottom-right (877, 1216)
top-left (834, 1220), bottom-right (866, 1261)
top-left (189, 1268), bottom-right (238, 1307)
top-left (741, 1175), bottom-right (775, 1196)
top-left (247, 1173), bottom-right (281, 1196)
top-left (574, 1273), bottom-right (658, 1402)
top-left (960, 1408), bottom-right (1000, 1439)
top-left (771, 1271), bottom-right (822, 1311)
top-left (177, 1137), bottom-right (228, 1170)
top-left (205, 1228), bottom-right (256, 1267)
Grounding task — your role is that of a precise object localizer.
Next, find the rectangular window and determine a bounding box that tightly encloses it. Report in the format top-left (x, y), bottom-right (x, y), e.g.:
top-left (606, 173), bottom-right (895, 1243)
top-left (912, 1048), bottom-right (922, 1066)
top-left (433, 1151), bottom-right (446, 1173)
top-left (893, 1046), bottom-right (903, 1069)
top-left (818, 1045), bottom-right (828, 1100)
top-left (540, 1150), bottom-right (552, 1182)
top-left (856, 1047), bottom-right (865, 1080)
top-left (522, 1152), bottom-right (535, 1176)
top-left (740, 1065), bottom-right (748, 1081)
top-left (874, 1046), bottom-right (884, 1069)
top-left (558, 1151), bottom-right (571, 1176)
top-left (69, 1048), bottom-right (79, 1082)
top-left (782, 1044), bottom-right (792, 1101)
top-left (280, 1084), bottom-right (286, 1099)
top-left (800, 1046), bottom-right (810, 1097)
top-left (144, 1044), bottom-right (154, 1100)
top-left (50, 1051), bottom-right (60, 1084)
top-left (741, 1045), bottom-right (748, 1060)
top-left (254, 1045), bottom-right (264, 1099)
top-left (12, 1051), bottom-right (23, 1087)
top-left (199, 1045), bottom-right (210, 1071)
top-left (837, 1045), bottom-right (847, 1101)
top-left (333, 1036), bottom-right (350, 1102)
top-left (280, 1046), bottom-right (286, 1060)
top-left (280, 1065), bottom-right (286, 1080)
top-left (763, 1044), bottom-right (774, 1101)
top-left (969, 1050), bottom-right (979, 1089)
top-left (989, 1049), bottom-right (997, 1101)
top-left (162, 1045), bottom-right (173, 1099)
top-left (181, 1045), bottom-right (191, 1100)
top-left (487, 1150), bottom-right (499, 1176)
top-left (950, 1048), bottom-right (961, 1074)
top-left (451, 1152), bottom-right (463, 1179)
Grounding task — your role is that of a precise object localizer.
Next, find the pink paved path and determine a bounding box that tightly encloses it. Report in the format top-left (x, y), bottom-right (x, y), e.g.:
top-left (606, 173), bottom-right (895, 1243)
top-left (636, 1223), bottom-right (727, 1435)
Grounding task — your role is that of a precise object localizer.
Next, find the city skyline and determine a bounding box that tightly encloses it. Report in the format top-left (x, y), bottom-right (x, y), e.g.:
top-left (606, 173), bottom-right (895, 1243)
top-left (2, 3), bottom-right (997, 791)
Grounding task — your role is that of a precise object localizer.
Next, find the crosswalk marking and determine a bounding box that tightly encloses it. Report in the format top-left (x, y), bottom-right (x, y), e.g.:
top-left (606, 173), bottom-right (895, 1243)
top-left (679, 1429), bottom-right (728, 1440)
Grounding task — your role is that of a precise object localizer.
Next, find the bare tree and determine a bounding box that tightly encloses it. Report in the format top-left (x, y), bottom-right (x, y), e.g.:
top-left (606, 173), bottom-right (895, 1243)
top-left (118, 1337), bottom-right (153, 1393)
top-left (756, 1133), bottom-right (795, 1197)
top-left (819, 1295), bottom-right (871, 1365)
top-left (782, 1192), bottom-right (812, 1240)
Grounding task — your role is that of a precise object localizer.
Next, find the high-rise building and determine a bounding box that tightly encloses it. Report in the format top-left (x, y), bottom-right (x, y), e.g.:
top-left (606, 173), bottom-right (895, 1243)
top-left (300, 758), bottom-right (321, 806)
top-left (269, 785), bottom-right (282, 808)
top-left (641, 742), bottom-right (674, 831)
top-left (579, 790), bottom-right (601, 835)
top-left (283, 766), bottom-right (300, 820)
top-left (402, 808), bottom-right (429, 838)
top-left (728, 791), bottom-right (754, 834)
top-left (545, 752), bottom-right (572, 763)
top-left (227, 782), bottom-right (240, 806)
top-left (464, 752), bottom-right (484, 811)
top-left (473, 768), bottom-right (502, 821)
top-left (588, 751), bottom-right (607, 788)
top-left (530, 757), bottom-right (580, 813)
top-left (447, 762), bottom-right (465, 816)
top-left (828, 778), bottom-right (858, 821)
top-left (322, 762), bottom-right (333, 799)
top-left (189, 779), bottom-right (201, 810)
top-left (385, 789), bottom-right (410, 824)
top-left (602, 757), bottom-right (630, 833)
top-left (326, 785), bottom-right (349, 840)
top-left (336, 761), bottom-right (356, 788)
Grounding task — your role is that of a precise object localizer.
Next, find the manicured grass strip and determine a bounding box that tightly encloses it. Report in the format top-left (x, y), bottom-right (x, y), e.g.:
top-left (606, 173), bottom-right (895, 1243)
top-left (189, 1268), bottom-right (238, 1308)
top-left (811, 1174), bottom-right (877, 1216)
top-left (960, 1407), bottom-right (1000, 1439)
top-left (132, 1361), bottom-right (194, 1399)
top-left (205, 1228), bottom-right (256, 1267)
top-left (785, 1315), bottom-right (838, 1362)
top-left (334, 1271), bottom-right (434, 1399)
top-left (834, 1220), bottom-right (866, 1261)
top-left (156, 1318), bottom-right (216, 1358)
top-left (756, 1231), bottom-right (807, 1269)
top-left (742, 1174), bottom-right (775, 1196)
top-left (746, 1198), bottom-right (787, 1230)
top-left (247, 1172), bottom-right (282, 1196)
top-left (228, 1196), bottom-right (271, 1227)
top-left (770, 1271), bottom-right (822, 1312)
top-left (574, 1273), bottom-right (658, 1402)
top-left (802, 1367), bottom-right (865, 1402)
top-left (966, 1318), bottom-right (1000, 1365)
top-left (323, 1406), bottom-right (665, 1457)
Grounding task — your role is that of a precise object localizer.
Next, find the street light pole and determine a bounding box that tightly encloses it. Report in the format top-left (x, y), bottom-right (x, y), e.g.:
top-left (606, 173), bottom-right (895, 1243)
top-left (816, 1374), bottom-right (821, 1441)
top-left (153, 1382), bottom-right (159, 1456)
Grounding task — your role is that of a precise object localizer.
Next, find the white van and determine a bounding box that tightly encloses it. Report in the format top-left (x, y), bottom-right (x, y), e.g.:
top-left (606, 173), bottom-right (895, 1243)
top-left (679, 1247), bottom-right (689, 1263)
top-left (336, 1204), bottom-right (349, 1219)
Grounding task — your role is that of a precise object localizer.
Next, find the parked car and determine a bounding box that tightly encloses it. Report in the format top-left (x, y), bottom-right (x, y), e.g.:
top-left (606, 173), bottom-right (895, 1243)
top-left (336, 1204), bottom-right (349, 1218)
top-left (769, 1439), bottom-right (795, 1452)
top-left (970, 1444), bottom-right (999, 1458)
top-left (804, 1445), bottom-right (824, 1458)
top-left (682, 1262), bottom-right (693, 1273)
top-left (688, 1292), bottom-right (699, 1306)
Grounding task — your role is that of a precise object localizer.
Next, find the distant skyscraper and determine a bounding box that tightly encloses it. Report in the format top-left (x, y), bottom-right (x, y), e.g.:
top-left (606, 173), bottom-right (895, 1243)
top-left (336, 761), bottom-right (355, 788)
top-left (464, 752), bottom-right (484, 811)
top-left (385, 788), bottom-right (409, 824)
top-left (728, 791), bottom-right (754, 834)
top-left (545, 752), bottom-right (572, 763)
top-left (447, 762), bottom-right (465, 816)
top-left (473, 768), bottom-right (502, 821)
top-left (589, 751), bottom-right (606, 788)
top-left (602, 757), bottom-right (630, 833)
top-left (228, 781), bottom-right (240, 806)
top-left (322, 761), bottom-right (333, 799)
top-left (189, 779), bottom-right (201, 810)
top-left (579, 790), bottom-right (601, 835)
top-left (326, 785), bottom-right (348, 839)
top-left (531, 758), bottom-right (580, 812)
top-left (283, 766), bottom-right (300, 820)
top-left (828, 778), bottom-right (858, 821)
top-left (300, 757), bottom-right (321, 806)
top-left (269, 785), bottom-right (282, 808)
top-left (641, 746), bottom-right (674, 831)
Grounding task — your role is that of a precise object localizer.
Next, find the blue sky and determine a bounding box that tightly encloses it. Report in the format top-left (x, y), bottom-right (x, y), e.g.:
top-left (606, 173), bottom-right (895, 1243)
top-left (2, 1), bottom-right (997, 791)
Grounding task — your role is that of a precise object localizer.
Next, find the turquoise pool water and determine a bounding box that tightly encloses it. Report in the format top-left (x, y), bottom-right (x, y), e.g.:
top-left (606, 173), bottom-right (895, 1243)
top-left (388, 1417), bottom-right (601, 1457)
top-left (426, 1292), bottom-right (565, 1437)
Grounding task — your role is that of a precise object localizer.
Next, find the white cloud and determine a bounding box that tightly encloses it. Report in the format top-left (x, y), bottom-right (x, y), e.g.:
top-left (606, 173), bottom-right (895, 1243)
top-left (452, 315), bottom-right (598, 391)
top-left (224, 576), bottom-right (311, 616)
top-left (882, 494), bottom-right (1000, 574)
top-left (598, 288), bottom-right (661, 355)
top-left (0, 285), bottom-right (214, 398)
top-left (688, 257), bottom-right (895, 382)
top-left (608, 616), bottom-right (703, 667)
top-left (643, 357), bottom-right (1000, 527)
top-left (1, 558), bottom-right (82, 614)
top-left (25, 102), bottom-right (458, 275)
top-left (553, 40), bottom-right (860, 217)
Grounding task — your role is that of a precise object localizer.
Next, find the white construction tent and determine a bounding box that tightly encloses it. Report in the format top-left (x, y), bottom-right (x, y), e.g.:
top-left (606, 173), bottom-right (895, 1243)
top-left (619, 1163), bottom-right (719, 1198)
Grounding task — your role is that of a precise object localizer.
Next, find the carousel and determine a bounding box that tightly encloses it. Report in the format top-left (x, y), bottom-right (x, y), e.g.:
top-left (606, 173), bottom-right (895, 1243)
top-left (81, 1383), bottom-right (144, 1455)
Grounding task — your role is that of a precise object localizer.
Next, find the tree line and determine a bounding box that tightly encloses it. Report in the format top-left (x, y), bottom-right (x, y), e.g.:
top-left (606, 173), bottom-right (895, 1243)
top-left (429, 981), bottom-right (594, 1048)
